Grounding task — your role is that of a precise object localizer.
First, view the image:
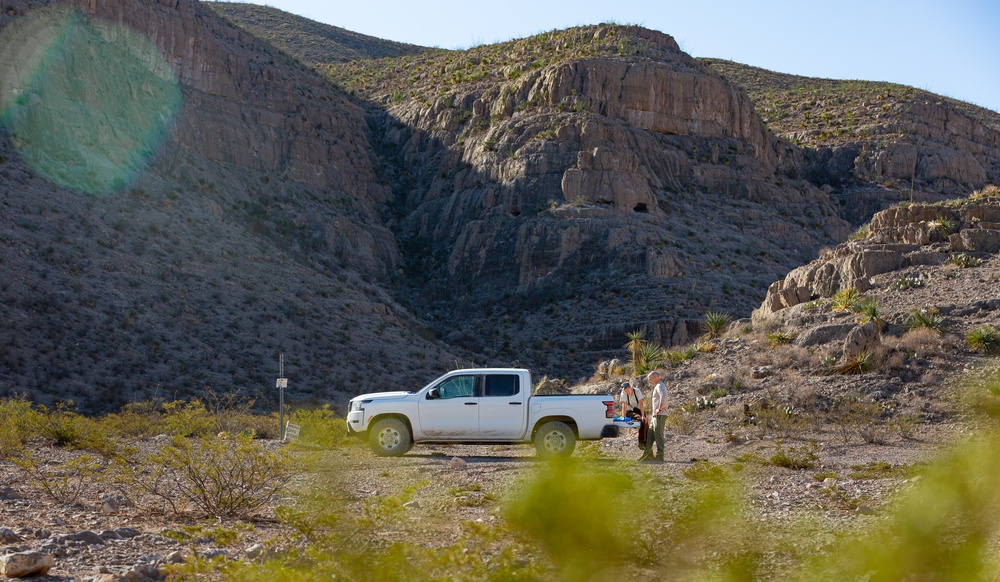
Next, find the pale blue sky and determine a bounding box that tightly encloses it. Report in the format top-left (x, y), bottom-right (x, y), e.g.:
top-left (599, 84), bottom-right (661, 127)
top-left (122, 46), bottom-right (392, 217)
top-left (241, 0), bottom-right (1000, 114)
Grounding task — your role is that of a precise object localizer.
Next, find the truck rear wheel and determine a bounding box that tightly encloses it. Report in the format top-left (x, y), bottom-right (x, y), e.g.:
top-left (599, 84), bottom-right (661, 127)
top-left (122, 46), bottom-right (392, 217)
top-left (368, 417), bottom-right (412, 457)
top-left (534, 421), bottom-right (576, 458)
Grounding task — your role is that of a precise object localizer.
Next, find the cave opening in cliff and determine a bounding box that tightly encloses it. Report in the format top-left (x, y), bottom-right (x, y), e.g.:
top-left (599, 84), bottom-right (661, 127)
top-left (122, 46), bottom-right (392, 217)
top-left (633, 203), bottom-right (649, 213)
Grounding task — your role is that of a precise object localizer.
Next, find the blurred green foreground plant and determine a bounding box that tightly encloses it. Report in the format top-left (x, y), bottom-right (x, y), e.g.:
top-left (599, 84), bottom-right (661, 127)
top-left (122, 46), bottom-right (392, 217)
top-left (166, 369), bottom-right (1000, 581)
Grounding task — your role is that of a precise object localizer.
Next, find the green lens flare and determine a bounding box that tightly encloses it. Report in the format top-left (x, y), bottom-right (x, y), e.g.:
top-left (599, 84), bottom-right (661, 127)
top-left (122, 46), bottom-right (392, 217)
top-left (0, 6), bottom-right (181, 195)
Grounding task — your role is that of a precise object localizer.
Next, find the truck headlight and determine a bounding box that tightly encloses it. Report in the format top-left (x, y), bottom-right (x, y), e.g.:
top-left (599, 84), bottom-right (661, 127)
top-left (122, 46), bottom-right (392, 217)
top-left (350, 400), bottom-right (363, 412)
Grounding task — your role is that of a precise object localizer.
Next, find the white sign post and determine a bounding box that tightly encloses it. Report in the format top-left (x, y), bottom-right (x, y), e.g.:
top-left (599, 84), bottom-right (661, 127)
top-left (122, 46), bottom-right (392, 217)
top-left (277, 354), bottom-right (288, 441)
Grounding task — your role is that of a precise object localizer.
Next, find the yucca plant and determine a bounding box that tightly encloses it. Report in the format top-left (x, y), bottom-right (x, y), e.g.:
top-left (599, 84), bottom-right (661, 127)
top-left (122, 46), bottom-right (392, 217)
top-left (905, 308), bottom-right (944, 333)
top-left (967, 327), bottom-right (1000, 354)
top-left (839, 350), bottom-right (875, 375)
top-left (703, 311), bottom-right (732, 339)
top-left (830, 288), bottom-right (859, 313)
top-left (928, 216), bottom-right (958, 235)
top-left (635, 342), bottom-right (667, 375)
top-left (853, 297), bottom-right (886, 332)
top-left (624, 330), bottom-right (646, 371)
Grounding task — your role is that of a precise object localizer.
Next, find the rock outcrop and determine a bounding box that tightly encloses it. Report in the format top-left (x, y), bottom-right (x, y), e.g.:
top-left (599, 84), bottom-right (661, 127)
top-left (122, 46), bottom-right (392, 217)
top-left (359, 26), bottom-right (850, 366)
top-left (755, 197), bottom-right (1000, 319)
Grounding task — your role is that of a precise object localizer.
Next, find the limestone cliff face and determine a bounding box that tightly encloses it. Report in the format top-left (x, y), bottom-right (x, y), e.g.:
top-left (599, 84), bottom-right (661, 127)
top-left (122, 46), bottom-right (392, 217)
top-left (370, 27), bottom-right (850, 359)
top-left (74, 0), bottom-right (386, 201)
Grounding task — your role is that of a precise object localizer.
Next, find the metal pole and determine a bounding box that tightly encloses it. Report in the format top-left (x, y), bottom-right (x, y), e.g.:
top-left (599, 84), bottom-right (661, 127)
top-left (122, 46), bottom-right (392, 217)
top-left (279, 354), bottom-right (284, 441)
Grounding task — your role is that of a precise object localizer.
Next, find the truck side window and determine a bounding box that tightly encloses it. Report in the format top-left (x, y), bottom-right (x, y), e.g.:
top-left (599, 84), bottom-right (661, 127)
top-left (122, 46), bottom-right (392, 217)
top-left (483, 374), bottom-right (519, 397)
top-left (434, 375), bottom-right (475, 399)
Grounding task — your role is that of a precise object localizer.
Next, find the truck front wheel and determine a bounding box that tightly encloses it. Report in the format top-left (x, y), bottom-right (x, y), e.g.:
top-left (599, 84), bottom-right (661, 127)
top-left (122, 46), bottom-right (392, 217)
top-left (368, 417), bottom-right (412, 457)
top-left (534, 421), bottom-right (576, 458)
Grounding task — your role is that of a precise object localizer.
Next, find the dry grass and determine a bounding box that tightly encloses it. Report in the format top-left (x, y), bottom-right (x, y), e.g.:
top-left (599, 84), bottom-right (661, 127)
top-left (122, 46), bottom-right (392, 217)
top-left (895, 327), bottom-right (947, 358)
top-left (753, 345), bottom-right (815, 369)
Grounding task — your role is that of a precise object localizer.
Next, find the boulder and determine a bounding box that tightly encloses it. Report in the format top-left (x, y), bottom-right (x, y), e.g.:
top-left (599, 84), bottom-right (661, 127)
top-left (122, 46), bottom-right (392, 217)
top-left (533, 376), bottom-right (569, 395)
top-left (795, 323), bottom-right (856, 347)
top-left (843, 322), bottom-right (881, 358)
top-left (0, 551), bottom-right (55, 577)
top-left (0, 527), bottom-right (23, 543)
top-left (949, 229), bottom-right (1000, 253)
top-left (68, 530), bottom-right (106, 545)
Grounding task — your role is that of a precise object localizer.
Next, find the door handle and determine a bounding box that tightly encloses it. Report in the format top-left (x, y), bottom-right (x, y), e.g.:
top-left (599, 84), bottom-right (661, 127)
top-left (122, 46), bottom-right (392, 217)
top-left (509, 402), bottom-right (522, 405)
top-left (465, 402), bottom-right (478, 406)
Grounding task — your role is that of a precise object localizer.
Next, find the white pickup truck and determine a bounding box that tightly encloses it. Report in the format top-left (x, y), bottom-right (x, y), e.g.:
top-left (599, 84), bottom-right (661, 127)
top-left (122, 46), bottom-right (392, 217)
top-left (346, 368), bottom-right (620, 457)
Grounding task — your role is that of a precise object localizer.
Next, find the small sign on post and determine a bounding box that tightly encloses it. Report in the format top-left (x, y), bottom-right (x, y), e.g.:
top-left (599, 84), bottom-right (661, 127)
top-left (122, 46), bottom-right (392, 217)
top-left (283, 422), bottom-right (300, 442)
top-left (276, 378), bottom-right (288, 389)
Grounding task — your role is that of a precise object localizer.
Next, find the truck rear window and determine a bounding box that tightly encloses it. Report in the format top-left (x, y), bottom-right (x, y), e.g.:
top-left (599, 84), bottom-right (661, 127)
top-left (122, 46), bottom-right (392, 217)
top-left (484, 374), bottom-right (519, 397)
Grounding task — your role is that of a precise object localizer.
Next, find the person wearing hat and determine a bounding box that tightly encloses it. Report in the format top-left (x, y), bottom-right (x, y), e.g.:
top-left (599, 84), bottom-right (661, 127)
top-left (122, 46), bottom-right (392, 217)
top-left (619, 381), bottom-right (648, 455)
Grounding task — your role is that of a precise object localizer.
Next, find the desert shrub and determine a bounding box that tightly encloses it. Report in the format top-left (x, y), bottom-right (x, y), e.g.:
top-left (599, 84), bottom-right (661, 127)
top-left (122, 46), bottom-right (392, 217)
top-left (635, 342), bottom-right (668, 375)
top-left (665, 345), bottom-right (698, 366)
top-left (896, 326), bottom-right (945, 357)
top-left (760, 345), bottom-right (812, 369)
top-left (829, 398), bottom-right (886, 444)
top-left (290, 406), bottom-right (351, 449)
top-left (666, 408), bottom-right (703, 435)
top-left (972, 183), bottom-right (1000, 199)
top-left (966, 326), bottom-right (1000, 354)
top-left (819, 483), bottom-right (871, 512)
top-left (948, 252), bottom-right (982, 268)
top-left (14, 452), bottom-right (103, 504)
top-left (890, 411), bottom-right (922, 439)
top-left (99, 400), bottom-right (168, 439)
top-left (766, 330), bottom-right (796, 348)
top-left (0, 397), bottom-right (43, 459)
top-left (33, 402), bottom-right (119, 456)
top-left (683, 460), bottom-right (729, 482)
top-left (204, 389), bottom-right (275, 437)
top-left (161, 399), bottom-right (217, 437)
top-left (769, 442), bottom-right (818, 470)
top-left (746, 401), bottom-right (806, 439)
top-left (115, 433), bottom-right (295, 518)
top-left (848, 223), bottom-right (870, 241)
top-left (830, 288), bottom-right (859, 312)
top-left (703, 311), bottom-right (731, 339)
top-left (904, 308), bottom-right (944, 333)
top-left (506, 459), bottom-right (633, 580)
top-left (163, 434), bottom-right (295, 518)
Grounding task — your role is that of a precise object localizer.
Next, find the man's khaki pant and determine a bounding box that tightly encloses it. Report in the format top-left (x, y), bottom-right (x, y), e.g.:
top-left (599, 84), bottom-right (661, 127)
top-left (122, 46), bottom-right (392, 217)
top-left (643, 414), bottom-right (666, 460)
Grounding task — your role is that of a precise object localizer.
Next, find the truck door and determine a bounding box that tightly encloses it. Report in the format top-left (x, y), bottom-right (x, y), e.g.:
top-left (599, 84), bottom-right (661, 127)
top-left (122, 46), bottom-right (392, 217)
top-left (417, 374), bottom-right (480, 437)
top-left (477, 373), bottom-right (526, 438)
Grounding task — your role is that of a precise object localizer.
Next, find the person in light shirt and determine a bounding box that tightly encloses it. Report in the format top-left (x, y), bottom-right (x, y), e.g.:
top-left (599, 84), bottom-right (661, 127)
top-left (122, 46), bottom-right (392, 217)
top-left (619, 381), bottom-right (648, 454)
top-left (639, 371), bottom-right (668, 462)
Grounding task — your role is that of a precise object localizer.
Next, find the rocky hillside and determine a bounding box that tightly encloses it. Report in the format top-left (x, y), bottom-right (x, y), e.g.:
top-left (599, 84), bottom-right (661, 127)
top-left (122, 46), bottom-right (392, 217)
top-left (206, 2), bottom-right (429, 65)
top-left (704, 59), bottom-right (1000, 223)
top-left (1, 0), bottom-right (998, 412)
top-left (319, 26), bottom-right (852, 373)
top-left (0, 0), bottom-right (463, 411)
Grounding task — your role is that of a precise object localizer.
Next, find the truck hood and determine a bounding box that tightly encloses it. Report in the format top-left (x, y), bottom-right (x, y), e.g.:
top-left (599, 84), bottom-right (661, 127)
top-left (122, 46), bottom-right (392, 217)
top-left (352, 391), bottom-right (411, 402)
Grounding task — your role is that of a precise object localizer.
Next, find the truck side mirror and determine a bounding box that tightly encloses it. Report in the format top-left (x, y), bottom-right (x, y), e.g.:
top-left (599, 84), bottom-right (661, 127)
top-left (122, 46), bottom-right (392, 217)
top-left (427, 388), bottom-right (439, 400)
